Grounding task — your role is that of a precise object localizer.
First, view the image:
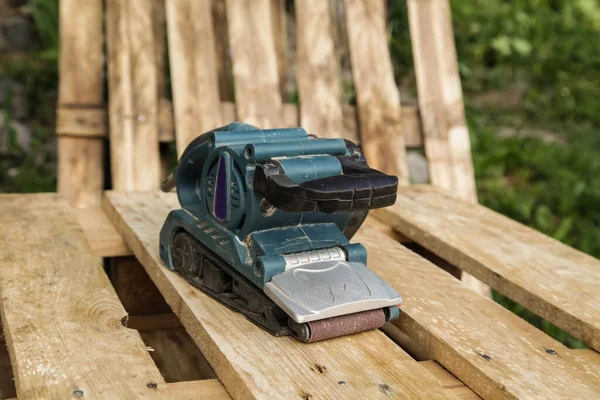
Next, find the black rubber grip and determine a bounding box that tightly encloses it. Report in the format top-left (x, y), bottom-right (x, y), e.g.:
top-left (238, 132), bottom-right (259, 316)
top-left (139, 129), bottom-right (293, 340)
top-left (253, 156), bottom-right (398, 214)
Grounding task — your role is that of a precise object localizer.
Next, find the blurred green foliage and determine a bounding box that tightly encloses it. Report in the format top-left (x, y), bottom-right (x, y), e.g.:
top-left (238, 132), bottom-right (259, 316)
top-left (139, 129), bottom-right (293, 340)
top-left (0, 0), bottom-right (58, 192)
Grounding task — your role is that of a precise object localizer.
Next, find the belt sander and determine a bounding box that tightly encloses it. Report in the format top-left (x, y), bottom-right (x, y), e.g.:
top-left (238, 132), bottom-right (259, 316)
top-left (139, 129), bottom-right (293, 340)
top-left (160, 122), bottom-right (402, 342)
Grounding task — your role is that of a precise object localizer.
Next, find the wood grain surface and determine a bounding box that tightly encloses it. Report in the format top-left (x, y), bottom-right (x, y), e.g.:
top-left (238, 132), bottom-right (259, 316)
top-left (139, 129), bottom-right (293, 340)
top-left (406, 0), bottom-right (490, 297)
top-left (376, 185), bottom-right (600, 352)
top-left (344, 0), bottom-right (409, 182)
top-left (106, 0), bottom-right (161, 191)
top-left (0, 194), bottom-right (163, 398)
top-left (226, 0), bottom-right (283, 128)
top-left (295, 0), bottom-right (344, 139)
top-left (166, 0), bottom-right (224, 156)
top-left (355, 216), bottom-right (600, 399)
top-left (74, 207), bottom-right (131, 257)
top-left (419, 361), bottom-right (481, 400)
top-left (57, 0), bottom-right (104, 207)
top-left (407, 0), bottom-right (476, 203)
top-left (104, 191), bottom-right (450, 400)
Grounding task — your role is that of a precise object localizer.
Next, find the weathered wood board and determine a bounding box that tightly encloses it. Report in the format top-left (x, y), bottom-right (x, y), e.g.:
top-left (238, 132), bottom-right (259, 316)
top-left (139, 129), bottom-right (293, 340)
top-left (104, 191), bottom-right (451, 400)
top-left (166, 0), bottom-right (224, 155)
top-left (57, 0), bottom-right (104, 208)
top-left (407, 0), bottom-right (477, 202)
top-left (356, 216), bottom-right (600, 399)
top-left (375, 185), bottom-right (600, 352)
top-left (345, 0), bottom-right (409, 183)
top-left (226, 0), bottom-right (283, 128)
top-left (295, 0), bottom-right (344, 139)
top-left (0, 194), bottom-right (163, 398)
top-left (106, 0), bottom-right (161, 191)
top-left (105, 191), bottom-right (600, 400)
top-left (74, 207), bottom-right (131, 257)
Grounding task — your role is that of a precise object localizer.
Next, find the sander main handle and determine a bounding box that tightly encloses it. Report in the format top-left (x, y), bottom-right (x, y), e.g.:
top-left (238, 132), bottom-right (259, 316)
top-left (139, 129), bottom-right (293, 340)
top-left (253, 156), bottom-right (398, 214)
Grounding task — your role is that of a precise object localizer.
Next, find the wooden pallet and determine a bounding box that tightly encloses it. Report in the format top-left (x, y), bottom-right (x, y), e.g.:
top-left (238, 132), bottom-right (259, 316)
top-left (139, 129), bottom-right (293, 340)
top-left (1, 191), bottom-right (599, 399)
top-left (55, 0), bottom-right (492, 299)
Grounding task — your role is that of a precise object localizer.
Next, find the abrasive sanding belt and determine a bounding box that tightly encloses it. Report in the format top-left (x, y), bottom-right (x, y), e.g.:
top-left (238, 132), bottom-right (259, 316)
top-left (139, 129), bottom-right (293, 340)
top-left (305, 309), bottom-right (386, 342)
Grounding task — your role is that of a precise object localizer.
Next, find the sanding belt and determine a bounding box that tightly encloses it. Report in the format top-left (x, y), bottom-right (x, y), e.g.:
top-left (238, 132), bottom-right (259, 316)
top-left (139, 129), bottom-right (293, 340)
top-left (305, 309), bottom-right (386, 342)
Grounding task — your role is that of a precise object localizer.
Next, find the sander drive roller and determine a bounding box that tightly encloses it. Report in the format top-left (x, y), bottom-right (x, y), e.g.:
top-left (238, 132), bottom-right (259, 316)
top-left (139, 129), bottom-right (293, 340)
top-left (292, 309), bottom-right (386, 343)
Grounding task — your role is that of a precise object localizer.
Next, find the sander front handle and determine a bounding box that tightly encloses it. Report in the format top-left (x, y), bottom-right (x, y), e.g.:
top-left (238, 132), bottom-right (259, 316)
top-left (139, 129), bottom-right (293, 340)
top-left (253, 156), bottom-right (398, 214)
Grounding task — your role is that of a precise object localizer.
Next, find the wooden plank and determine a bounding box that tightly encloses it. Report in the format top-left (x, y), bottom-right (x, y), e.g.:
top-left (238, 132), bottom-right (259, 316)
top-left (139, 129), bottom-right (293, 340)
top-left (159, 100), bottom-right (422, 145)
top-left (295, 0), bottom-right (344, 139)
top-left (226, 0), bottom-right (283, 128)
top-left (104, 191), bottom-right (452, 400)
top-left (402, 0), bottom-right (490, 296)
top-left (407, 0), bottom-right (476, 203)
top-left (57, 0), bottom-right (104, 207)
top-left (575, 349), bottom-right (600, 370)
top-left (56, 106), bottom-right (107, 138)
top-left (161, 379), bottom-right (231, 399)
top-left (74, 207), bottom-right (131, 257)
top-left (0, 194), bottom-right (164, 398)
top-left (106, 0), bottom-right (161, 191)
top-left (57, 137), bottom-right (104, 208)
top-left (344, 0), bottom-right (409, 183)
top-left (419, 361), bottom-right (481, 400)
top-left (352, 218), bottom-right (600, 399)
top-left (166, 0), bottom-right (223, 156)
top-left (282, 103), bottom-right (299, 128)
top-left (376, 185), bottom-right (600, 352)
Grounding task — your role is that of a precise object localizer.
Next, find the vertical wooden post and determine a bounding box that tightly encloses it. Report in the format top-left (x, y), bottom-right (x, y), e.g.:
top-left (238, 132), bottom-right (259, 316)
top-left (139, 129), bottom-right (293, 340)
top-left (226, 0), bottom-right (282, 128)
top-left (407, 0), bottom-right (477, 203)
top-left (166, 0), bottom-right (223, 156)
top-left (408, 0), bottom-right (490, 296)
top-left (106, 0), bottom-right (161, 191)
top-left (295, 0), bottom-right (344, 138)
top-left (344, 0), bottom-right (409, 183)
top-left (56, 0), bottom-right (105, 208)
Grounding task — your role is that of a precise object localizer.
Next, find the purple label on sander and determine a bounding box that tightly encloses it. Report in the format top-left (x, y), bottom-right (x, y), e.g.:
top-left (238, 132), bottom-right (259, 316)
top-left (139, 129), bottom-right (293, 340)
top-left (213, 155), bottom-right (229, 221)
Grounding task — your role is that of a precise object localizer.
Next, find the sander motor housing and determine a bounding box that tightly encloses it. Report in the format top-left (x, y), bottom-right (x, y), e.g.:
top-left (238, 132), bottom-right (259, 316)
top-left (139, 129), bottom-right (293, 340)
top-left (159, 122), bottom-right (403, 342)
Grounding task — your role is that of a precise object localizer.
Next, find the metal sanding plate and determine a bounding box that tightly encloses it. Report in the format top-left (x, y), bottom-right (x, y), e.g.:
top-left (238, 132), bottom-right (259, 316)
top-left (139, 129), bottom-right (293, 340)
top-left (264, 260), bottom-right (402, 323)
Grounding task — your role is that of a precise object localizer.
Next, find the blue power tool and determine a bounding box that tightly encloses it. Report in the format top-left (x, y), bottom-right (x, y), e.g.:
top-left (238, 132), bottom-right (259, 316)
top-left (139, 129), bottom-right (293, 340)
top-left (160, 122), bottom-right (402, 342)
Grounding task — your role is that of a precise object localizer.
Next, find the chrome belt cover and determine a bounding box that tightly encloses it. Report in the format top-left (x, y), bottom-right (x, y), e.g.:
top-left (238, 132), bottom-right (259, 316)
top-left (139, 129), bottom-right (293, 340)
top-left (264, 259), bottom-right (402, 323)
